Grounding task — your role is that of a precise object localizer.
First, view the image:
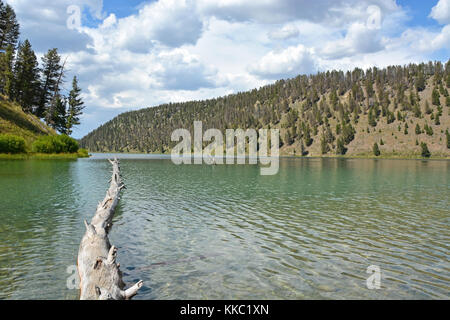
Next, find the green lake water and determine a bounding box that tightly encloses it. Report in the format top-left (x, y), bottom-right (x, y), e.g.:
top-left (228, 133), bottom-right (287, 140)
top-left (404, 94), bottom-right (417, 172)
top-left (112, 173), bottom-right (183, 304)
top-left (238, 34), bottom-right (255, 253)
top-left (0, 155), bottom-right (448, 299)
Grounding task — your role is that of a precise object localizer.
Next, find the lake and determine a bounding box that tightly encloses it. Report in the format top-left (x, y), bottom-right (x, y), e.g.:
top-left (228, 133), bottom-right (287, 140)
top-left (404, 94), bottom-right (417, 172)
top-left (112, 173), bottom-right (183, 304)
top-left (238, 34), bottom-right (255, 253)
top-left (0, 155), bottom-right (448, 299)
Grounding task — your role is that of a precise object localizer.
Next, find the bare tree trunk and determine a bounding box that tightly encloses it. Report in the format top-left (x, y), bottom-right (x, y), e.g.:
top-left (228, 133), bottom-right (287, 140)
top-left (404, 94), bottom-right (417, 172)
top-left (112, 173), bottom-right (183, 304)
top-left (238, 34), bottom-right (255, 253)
top-left (77, 158), bottom-right (143, 300)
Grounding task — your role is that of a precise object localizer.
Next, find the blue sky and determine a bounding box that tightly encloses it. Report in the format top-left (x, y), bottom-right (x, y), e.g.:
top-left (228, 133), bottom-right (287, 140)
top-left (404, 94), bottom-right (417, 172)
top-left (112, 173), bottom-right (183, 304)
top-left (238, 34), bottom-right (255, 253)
top-left (5, 0), bottom-right (450, 138)
top-left (102, 0), bottom-right (144, 18)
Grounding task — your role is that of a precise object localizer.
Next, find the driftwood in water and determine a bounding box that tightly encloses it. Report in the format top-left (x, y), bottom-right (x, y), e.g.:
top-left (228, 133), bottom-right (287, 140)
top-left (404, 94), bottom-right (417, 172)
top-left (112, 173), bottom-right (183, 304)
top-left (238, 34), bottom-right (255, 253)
top-left (77, 158), bottom-right (143, 300)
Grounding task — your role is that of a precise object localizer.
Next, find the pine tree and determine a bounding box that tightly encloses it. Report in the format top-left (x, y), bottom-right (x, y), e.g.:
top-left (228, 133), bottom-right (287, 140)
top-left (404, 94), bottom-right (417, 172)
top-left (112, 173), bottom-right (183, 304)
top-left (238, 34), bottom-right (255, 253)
top-left (439, 83), bottom-right (447, 96)
top-left (341, 123), bottom-right (355, 144)
top-left (284, 128), bottom-right (294, 145)
top-left (12, 40), bottom-right (41, 113)
top-left (432, 87), bottom-right (440, 106)
top-left (320, 135), bottom-right (329, 154)
top-left (446, 129), bottom-right (450, 149)
top-left (0, 1), bottom-right (18, 94)
top-left (299, 139), bottom-right (307, 156)
top-left (420, 142), bottom-right (431, 158)
top-left (39, 48), bottom-right (63, 120)
top-left (387, 111), bottom-right (395, 124)
top-left (413, 104), bottom-right (421, 117)
top-left (425, 101), bottom-right (432, 114)
top-left (0, 43), bottom-right (13, 96)
top-left (415, 123), bottom-right (421, 135)
top-left (66, 76), bottom-right (84, 135)
top-left (365, 79), bottom-right (374, 98)
top-left (49, 94), bottom-right (68, 134)
top-left (424, 123), bottom-right (433, 136)
top-left (368, 108), bottom-right (377, 127)
top-left (0, 2), bottom-right (19, 51)
top-left (434, 113), bottom-right (440, 125)
top-left (416, 72), bottom-right (425, 92)
top-left (324, 125), bottom-right (334, 143)
top-left (303, 124), bottom-right (312, 147)
top-left (336, 137), bottom-right (346, 155)
top-left (373, 142), bottom-right (380, 156)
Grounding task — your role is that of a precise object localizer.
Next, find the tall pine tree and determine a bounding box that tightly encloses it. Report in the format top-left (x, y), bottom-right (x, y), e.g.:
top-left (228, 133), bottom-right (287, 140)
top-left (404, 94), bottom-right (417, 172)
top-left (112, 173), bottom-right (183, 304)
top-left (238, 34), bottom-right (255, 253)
top-left (39, 48), bottom-right (63, 120)
top-left (12, 40), bottom-right (40, 113)
top-left (0, 2), bottom-right (19, 51)
top-left (51, 94), bottom-right (68, 134)
top-left (66, 76), bottom-right (84, 135)
top-left (0, 1), bottom-right (19, 95)
top-left (0, 43), bottom-right (13, 96)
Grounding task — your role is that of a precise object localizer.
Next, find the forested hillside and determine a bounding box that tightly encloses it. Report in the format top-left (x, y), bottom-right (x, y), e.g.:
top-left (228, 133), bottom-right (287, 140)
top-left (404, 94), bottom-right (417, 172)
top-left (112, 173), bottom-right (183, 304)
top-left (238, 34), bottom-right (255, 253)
top-left (81, 61), bottom-right (450, 158)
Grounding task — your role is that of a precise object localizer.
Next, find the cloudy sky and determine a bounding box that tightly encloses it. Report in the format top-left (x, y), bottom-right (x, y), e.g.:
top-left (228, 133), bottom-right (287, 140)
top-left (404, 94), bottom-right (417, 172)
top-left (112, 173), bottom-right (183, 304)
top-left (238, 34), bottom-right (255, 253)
top-left (6, 0), bottom-right (450, 138)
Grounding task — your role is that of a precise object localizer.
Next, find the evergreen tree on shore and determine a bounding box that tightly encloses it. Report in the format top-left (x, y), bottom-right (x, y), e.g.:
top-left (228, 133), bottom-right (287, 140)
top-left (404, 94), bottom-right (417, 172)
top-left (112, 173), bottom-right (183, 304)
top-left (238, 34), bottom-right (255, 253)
top-left (51, 95), bottom-right (68, 134)
top-left (373, 142), bottom-right (380, 156)
top-left (66, 76), bottom-right (84, 135)
top-left (0, 43), bottom-right (13, 96)
top-left (12, 40), bottom-right (40, 112)
top-left (0, 2), bottom-right (19, 51)
top-left (336, 137), bottom-right (347, 155)
top-left (446, 129), bottom-right (450, 149)
top-left (420, 142), bottom-right (431, 158)
top-left (40, 48), bottom-right (63, 122)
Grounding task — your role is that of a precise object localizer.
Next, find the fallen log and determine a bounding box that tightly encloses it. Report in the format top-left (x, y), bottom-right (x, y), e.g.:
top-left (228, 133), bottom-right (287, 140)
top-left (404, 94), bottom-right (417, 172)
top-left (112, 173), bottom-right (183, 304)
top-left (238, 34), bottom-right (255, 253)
top-left (77, 158), bottom-right (143, 300)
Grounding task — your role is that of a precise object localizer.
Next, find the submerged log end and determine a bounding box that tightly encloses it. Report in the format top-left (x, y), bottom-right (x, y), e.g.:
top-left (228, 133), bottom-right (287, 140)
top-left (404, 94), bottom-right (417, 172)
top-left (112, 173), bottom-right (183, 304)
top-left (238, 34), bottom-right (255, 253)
top-left (123, 280), bottom-right (144, 300)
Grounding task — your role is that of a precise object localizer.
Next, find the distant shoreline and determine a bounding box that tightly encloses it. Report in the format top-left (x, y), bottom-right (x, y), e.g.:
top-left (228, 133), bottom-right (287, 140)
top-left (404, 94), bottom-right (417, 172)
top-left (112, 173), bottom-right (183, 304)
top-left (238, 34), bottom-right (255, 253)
top-left (85, 151), bottom-right (450, 161)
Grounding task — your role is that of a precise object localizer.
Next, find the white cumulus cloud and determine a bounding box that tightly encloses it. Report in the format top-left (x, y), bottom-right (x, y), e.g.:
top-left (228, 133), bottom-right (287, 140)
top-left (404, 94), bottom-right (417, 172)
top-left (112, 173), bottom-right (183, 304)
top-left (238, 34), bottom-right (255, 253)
top-left (430, 0), bottom-right (450, 25)
top-left (249, 45), bottom-right (317, 79)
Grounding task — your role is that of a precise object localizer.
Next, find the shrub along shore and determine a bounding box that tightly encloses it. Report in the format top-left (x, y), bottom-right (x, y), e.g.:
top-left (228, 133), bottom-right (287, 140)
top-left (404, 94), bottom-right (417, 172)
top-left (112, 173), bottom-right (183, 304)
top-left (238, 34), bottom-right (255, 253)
top-left (0, 133), bottom-right (89, 159)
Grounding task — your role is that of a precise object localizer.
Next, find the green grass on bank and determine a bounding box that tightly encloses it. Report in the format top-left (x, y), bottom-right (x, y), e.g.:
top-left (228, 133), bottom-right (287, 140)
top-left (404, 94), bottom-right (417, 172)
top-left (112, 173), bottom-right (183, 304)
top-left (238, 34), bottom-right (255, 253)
top-left (0, 98), bottom-right (89, 159)
top-left (0, 96), bottom-right (55, 147)
top-left (0, 149), bottom-right (89, 160)
top-left (0, 134), bottom-right (89, 159)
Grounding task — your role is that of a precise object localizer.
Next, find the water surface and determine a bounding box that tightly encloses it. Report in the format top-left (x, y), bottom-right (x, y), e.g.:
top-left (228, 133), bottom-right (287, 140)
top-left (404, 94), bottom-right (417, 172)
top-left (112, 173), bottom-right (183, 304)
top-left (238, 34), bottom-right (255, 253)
top-left (0, 155), bottom-right (448, 299)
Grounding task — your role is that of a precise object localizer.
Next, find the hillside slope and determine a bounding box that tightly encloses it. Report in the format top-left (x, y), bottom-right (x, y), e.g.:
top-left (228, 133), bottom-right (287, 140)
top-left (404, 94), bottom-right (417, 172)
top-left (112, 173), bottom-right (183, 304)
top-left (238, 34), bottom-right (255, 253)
top-left (0, 95), bottom-right (55, 148)
top-left (80, 61), bottom-right (450, 158)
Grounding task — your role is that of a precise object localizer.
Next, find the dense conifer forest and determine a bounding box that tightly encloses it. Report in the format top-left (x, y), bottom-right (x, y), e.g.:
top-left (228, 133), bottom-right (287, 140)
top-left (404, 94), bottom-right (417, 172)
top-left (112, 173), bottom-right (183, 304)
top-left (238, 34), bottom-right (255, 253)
top-left (81, 60), bottom-right (450, 158)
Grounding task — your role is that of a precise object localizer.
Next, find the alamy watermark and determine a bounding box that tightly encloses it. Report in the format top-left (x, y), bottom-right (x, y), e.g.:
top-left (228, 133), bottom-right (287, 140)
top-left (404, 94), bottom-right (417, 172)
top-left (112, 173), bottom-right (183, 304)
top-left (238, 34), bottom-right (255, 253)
top-left (67, 5), bottom-right (82, 30)
top-left (171, 121), bottom-right (280, 176)
top-left (366, 5), bottom-right (382, 30)
top-left (366, 265), bottom-right (381, 289)
top-left (66, 265), bottom-right (79, 290)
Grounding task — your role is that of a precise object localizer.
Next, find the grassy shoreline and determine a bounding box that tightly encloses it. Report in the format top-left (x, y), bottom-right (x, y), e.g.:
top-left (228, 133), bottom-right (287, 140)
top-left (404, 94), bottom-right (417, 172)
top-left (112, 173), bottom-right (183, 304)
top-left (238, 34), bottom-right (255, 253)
top-left (0, 151), bottom-right (90, 160)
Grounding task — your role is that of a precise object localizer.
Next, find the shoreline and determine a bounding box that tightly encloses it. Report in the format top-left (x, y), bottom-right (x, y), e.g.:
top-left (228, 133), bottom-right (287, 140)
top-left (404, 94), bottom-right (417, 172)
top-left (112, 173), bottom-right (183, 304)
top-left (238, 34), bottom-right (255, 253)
top-left (0, 152), bottom-right (90, 160)
top-left (85, 151), bottom-right (450, 161)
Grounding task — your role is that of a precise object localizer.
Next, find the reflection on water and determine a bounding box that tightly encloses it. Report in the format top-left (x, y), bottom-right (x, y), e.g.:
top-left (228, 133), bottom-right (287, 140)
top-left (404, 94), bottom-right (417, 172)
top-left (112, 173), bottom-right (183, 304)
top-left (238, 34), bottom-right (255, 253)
top-left (0, 156), bottom-right (448, 299)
